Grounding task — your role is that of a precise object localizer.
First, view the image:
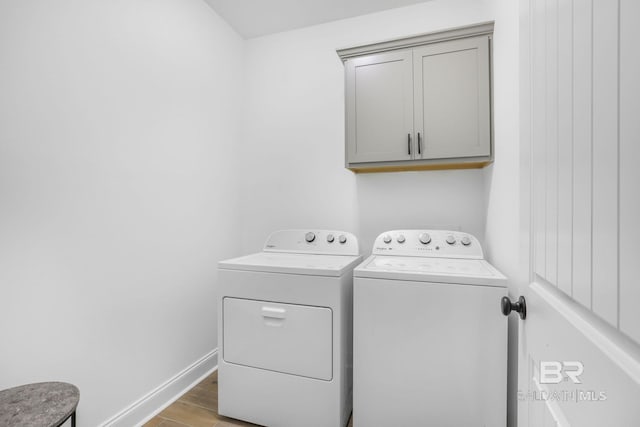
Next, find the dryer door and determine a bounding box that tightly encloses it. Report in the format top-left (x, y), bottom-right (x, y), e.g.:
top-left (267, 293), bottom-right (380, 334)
top-left (223, 297), bottom-right (333, 380)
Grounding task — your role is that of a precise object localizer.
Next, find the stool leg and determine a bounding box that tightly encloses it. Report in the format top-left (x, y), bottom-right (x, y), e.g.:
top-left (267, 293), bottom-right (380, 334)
top-left (71, 411), bottom-right (76, 427)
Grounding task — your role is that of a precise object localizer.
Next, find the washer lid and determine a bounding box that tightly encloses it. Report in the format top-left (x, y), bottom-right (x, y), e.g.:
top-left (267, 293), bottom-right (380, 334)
top-left (219, 252), bottom-right (363, 277)
top-left (354, 255), bottom-right (507, 287)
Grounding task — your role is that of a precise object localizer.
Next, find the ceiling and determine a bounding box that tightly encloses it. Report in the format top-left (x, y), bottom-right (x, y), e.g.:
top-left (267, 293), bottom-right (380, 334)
top-left (204, 0), bottom-right (433, 39)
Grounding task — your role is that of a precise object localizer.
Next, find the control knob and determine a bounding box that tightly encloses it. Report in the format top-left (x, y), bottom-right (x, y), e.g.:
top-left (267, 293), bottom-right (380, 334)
top-left (383, 234), bottom-right (392, 244)
top-left (327, 234), bottom-right (335, 243)
top-left (446, 235), bottom-right (456, 245)
top-left (338, 235), bottom-right (347, 244)
top-left (305, 232), bottom-right (316, 243)
top-left (461, 236), bottom-right (471, 246)
top-left (397, 234), bottom-right (406, 244)
top-left (419, 233), bottom-right (431, 244)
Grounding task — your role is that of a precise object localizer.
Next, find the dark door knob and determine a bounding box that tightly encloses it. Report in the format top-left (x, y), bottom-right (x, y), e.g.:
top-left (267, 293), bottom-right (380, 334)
top-left (501, 296), bottom-right (527, 320)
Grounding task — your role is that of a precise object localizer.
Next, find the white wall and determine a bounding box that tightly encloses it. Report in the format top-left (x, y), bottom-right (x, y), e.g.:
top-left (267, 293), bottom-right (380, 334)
top-left (483, 1), bottom-right (521, 426)
top-left (483, 1), bottom-right (522, 286)
top-left (238, 25), bottom-right (359, 251)
top-left (0, 0), bottom-right (243, 425)
top-left (240, 0), bottom-right (498, 255)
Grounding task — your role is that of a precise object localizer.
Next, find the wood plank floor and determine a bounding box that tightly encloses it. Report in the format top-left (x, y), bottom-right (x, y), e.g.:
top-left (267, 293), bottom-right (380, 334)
top-left (144, 370), bottom-right (354, 427)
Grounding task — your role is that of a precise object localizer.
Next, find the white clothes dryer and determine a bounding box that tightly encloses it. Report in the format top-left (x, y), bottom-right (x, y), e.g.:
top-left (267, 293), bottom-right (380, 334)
top-left (353, 230), bottom-right (507, 427)
top-left (218, 230), bottom-right (362, 427)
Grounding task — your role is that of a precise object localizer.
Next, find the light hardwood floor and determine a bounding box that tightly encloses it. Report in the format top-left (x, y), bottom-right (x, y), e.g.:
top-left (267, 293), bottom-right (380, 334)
top-left (144, 370), bottom-right (354, 427)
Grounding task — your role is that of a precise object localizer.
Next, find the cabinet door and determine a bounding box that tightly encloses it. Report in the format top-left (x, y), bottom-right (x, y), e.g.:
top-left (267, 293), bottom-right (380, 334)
top-left (413, 36), bottom-right (491, 160)
top-left (346, 50), bottom-right (414, 163)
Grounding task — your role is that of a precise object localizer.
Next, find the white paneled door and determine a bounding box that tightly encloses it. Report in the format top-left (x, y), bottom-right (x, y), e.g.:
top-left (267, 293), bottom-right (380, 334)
top-left (518, 0), bottom-right (640, 425)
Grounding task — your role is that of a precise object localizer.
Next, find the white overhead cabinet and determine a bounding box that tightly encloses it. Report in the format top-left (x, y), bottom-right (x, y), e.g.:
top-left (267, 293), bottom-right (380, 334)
top-left (338, 23), bottom-right (493, 172)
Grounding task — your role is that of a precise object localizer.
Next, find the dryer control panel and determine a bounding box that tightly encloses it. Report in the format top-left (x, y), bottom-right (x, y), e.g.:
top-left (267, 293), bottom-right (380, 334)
top-left (264, 229), bottom-right (359, 256)
top-left (371, 230), bottom-right (483, 259)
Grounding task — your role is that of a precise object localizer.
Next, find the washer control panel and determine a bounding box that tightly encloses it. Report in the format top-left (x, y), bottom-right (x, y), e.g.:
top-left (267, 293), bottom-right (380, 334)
top-left (372, 230), bottom-right (483, 259)
top-left (264, 229), bottom-right (359, 256)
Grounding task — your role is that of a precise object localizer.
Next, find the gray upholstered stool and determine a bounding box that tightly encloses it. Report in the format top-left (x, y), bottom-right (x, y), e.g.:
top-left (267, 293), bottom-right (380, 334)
top-left (0, 382), bottom-right (79, 427)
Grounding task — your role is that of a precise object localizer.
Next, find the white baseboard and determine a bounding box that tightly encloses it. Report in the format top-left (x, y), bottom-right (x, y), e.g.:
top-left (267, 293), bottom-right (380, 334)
top-left (100, 349), bottom-right (218, 427)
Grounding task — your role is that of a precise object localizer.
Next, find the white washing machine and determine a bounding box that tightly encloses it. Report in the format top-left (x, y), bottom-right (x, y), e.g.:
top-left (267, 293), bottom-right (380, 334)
top-left (353, 230), bottom-right (507, 427)
top-left (218, 229), bottom-right (362, 427)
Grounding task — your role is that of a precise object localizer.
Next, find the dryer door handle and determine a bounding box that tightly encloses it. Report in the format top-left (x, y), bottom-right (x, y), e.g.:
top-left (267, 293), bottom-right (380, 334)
top-left (261, 306), bottom-right (286, 319)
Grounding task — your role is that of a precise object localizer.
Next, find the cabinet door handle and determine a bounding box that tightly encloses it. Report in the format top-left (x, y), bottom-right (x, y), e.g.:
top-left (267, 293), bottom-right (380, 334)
top-left (407, 133), bottom-right (411, 155)
top-left (417, 132), bottom-right (421, 155)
